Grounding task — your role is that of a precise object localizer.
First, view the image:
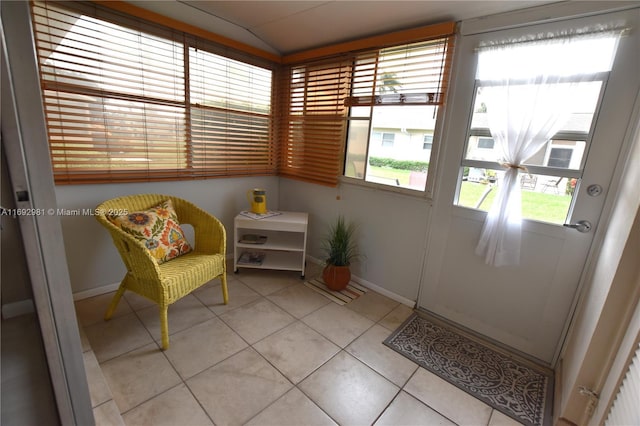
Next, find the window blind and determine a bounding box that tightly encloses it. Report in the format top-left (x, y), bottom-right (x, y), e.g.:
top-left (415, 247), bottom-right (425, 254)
top-left (279, 33), bottom-right (454, 186)
top-left (189, 45), bottom-right (274, 176)
top-left (31, 1), bottom-right (275, 184)
top-left (347, 38), bottom-right (453, 107)
top-left (278, 58), bottom-right (352, 186)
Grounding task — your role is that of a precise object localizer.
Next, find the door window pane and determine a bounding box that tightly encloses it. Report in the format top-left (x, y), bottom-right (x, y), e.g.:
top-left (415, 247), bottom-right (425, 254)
top-left (458, 78), bottom-right (603, 223)
top-left (459, 168), bottom-right (576, 224)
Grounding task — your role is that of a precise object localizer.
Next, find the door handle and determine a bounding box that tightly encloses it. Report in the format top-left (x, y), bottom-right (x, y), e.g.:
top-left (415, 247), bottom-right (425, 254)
top-left (563, 220), bottom-right (592, 233)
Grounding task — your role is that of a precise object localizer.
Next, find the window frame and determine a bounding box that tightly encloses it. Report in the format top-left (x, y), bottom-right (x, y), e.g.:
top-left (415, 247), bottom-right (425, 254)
top-left (31, 0), bottom-right (277, 184)
top-left (340, 37), bottom-right (455, 197)
top-left (460, 78), bottom-right (606, 181)
top-left (455, 73), bottom-right (610, 217)
top-left (32, 2), bottom-right (456, 187)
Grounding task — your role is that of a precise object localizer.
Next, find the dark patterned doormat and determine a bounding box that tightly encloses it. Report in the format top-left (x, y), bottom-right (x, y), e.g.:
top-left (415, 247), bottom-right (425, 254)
top-left (384, 313), bottom-right (553, 426)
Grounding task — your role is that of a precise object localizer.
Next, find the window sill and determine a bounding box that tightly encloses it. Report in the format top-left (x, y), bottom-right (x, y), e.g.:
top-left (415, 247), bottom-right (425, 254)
top-left (339, 176), bottom-right (433, 200)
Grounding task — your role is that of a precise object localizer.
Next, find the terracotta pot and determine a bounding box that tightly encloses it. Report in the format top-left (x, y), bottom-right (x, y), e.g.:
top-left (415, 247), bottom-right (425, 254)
top-left (322, 264), bottom-right (351, 291)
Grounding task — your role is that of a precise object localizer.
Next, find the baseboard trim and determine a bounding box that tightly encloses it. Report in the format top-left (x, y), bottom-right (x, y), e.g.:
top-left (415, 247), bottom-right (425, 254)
top-left (73, 257), bottom-right (417, 308)
top-left (306, 256), bottom-right (416, 308)
top-left (2, 298), bottom-right (35, 319)
top-left (73, 282), bottom-right (120, 301)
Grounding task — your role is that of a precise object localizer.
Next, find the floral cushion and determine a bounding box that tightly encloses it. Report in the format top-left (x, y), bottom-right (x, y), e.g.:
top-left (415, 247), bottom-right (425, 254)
top-left (108, 199), bottom-right (192, 264)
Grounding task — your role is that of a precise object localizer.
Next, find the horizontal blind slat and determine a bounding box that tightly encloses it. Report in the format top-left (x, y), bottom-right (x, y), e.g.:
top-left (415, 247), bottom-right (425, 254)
top-left (32, 0), bottom-right (276, 183)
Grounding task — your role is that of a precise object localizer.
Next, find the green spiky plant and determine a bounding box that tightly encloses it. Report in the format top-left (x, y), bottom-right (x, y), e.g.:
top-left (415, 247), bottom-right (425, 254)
top-left (322, 216), bottom-right (358, 267)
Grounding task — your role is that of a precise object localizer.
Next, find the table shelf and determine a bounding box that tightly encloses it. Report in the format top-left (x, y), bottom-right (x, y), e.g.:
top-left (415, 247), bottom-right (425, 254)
top-left (234, 211), bottom-right (308, 278)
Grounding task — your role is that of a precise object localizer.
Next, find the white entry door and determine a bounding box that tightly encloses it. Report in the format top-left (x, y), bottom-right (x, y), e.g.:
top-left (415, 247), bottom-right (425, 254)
top-left (418, 7), bottom-right (640, 365)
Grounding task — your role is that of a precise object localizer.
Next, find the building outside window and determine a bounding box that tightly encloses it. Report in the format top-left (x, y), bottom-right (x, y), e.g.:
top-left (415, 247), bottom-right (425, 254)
top-left (477, 137), bottom-right (495, 149)
top-left (380, 132), bottom-right (395, 147)
top-left (344, 38), bottom-right (452, 192)
top-left (423, 134), bottom-right (433, 150)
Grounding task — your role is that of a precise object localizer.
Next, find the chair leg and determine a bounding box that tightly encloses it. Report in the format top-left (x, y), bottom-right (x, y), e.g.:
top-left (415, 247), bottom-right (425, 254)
top-left (220, 274), bottom-right (229, 305)
top-left (104, 282), bottom-right (126, 321)
top-left (160, 305), bottom-right (169, 350)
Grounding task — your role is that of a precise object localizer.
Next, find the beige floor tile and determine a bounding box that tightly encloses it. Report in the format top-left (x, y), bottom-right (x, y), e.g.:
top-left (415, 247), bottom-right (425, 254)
top-left (122, 291), bottom-right (155, 311)
top-left (75, 292), bottom-right (132, 327)
top-left (93, 400), bottom-right (125, 426)
top-left (77, 269), bottom-right (524, 426)
top-left (374, 391), bottom-right (455, 426)
top-left (346, 291), bottom-right (400, 322)
top-left (253, 321), bottom-right (340, 384)
top-left (136, 294), bottom-right (215, 341)
top-left (219, 298), bottom-right (295, 344)
top-left (100, 343), bottom-right (182, 413)
top-left (404, 368), bottom-right (493, 426)
top-left (84, 313), bottom-right (154, 363)
top-left (236, 269), bottom-right (301, 296)
top-left (246, 387), bottom-right (337, 426)
top-left (299, 351), bottom-right (399, 426)
top-left (83, 351), bottom-right (113, 408)
top-left (193, 279), bottom-right (260, 315)
top-left (302, 303), bottom-right (374, 348)
top-left (346, 324), bottom-right (418, 387)
top-left (163, 317), bottom-right (247, 379)
top-left (378, 304), bottom-right (415, 331)
top-left (187, 347), bottom-right (292, 426)
top-left (267, 283), bottom-right (331, 318)
top-left (489, 409), bottom-right (526, 426)
top-left (122, 383), bottom-right (213, 426)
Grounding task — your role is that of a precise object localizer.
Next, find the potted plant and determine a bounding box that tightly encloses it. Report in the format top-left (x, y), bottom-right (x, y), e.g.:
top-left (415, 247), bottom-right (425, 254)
top-left (321, 215), bottom-right (358, 291)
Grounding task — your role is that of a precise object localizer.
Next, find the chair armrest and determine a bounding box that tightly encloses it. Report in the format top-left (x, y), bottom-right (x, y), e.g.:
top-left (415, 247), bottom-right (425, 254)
top-left (171, 198), bottom-right (226, 256)
top-left (96, 214), bottom-right (162, 283)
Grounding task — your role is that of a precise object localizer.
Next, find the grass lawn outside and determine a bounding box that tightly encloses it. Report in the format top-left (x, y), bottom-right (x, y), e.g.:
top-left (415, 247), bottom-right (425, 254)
top-left (367, 166), bottom-right (571, 224)
top-left (368, 165), bottom-right (413, 185)
top-left (458, 181), bottom-right (571, 224)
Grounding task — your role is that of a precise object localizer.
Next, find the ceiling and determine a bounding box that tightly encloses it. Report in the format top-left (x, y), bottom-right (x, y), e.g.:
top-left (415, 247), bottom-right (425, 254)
top-left (127, 0), bottom-right (558, 55)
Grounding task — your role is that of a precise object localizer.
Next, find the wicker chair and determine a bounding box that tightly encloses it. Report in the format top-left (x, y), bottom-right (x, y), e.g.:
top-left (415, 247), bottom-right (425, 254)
top-left (95, 194), bottom-right (228, 350)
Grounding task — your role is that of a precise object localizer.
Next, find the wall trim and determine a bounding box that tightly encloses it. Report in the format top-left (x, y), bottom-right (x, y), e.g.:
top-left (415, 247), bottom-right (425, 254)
top-left (1, 299), bottom-right (36, 319)
top-left (74, 255), bottom-right (417, 308)
top-left (73, 283), bottom-right (120, 301)
top-left (306, 256), bottom-right (416, 308)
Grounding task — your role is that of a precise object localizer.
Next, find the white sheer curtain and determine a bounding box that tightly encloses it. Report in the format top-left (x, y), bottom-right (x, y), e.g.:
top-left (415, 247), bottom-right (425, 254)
top-left (474, 33), bottom-right (621, 267)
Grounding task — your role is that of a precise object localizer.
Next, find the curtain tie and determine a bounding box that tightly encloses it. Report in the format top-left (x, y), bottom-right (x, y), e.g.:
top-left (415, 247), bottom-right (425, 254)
top-left (499, 162), bottom-right (528, 172)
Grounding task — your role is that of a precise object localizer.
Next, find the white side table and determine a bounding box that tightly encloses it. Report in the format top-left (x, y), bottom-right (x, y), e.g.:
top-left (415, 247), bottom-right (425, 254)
top-left (233, 211), bottom-right (308, 278)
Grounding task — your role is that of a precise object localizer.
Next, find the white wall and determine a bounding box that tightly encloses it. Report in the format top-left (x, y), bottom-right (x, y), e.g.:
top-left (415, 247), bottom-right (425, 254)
top-left (56, 2), bottom-right (639, 321)
top-left (58, 172), bottom-right (431, 303)
top-left (279, 178), bottom-right (430, 302)
top-left (56, 176), bottom-right (279, 295)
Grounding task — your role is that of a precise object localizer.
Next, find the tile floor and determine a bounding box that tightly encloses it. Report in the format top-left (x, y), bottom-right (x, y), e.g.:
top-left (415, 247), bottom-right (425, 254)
top-left (76, 262), bottom-right (524, 426)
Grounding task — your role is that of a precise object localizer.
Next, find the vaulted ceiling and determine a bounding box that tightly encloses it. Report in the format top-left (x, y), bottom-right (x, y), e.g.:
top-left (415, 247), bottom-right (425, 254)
top-left (127, 1), bottom-right (557, 55)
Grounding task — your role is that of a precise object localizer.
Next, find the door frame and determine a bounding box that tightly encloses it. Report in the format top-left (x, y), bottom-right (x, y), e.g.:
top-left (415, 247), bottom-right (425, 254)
top-left (417, 3), bottom-right (640, 366)
top-left (1, 2), bottom-right (93, 424)
top-left (555, 90), bottom-right (640, 424)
